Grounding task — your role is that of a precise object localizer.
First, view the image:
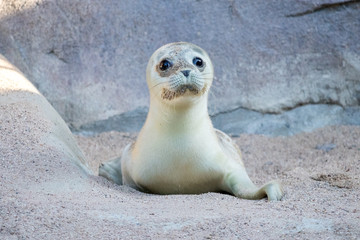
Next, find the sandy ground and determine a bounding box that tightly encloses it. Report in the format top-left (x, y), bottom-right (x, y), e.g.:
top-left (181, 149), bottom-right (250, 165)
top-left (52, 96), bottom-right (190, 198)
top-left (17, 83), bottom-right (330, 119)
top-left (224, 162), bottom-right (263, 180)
top-left (3, 122), bottom-right (359, 239)
top-left (74, 126), bottom-right (360, 239)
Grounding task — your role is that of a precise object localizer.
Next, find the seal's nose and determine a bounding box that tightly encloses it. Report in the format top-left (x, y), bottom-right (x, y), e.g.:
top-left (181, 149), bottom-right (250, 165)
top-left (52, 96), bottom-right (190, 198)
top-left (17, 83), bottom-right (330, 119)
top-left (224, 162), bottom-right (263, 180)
top-left (181, 70), bottom-right (190, 77)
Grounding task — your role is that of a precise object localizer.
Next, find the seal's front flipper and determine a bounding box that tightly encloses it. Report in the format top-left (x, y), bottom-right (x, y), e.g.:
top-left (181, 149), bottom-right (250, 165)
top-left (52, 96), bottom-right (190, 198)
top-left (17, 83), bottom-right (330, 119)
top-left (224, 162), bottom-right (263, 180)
top-left (99, 157), bottom-right (123, 185)
top-left (223, 168), bottom-right (284, 201)
top-left (260, 181), bottom-right (283, 201)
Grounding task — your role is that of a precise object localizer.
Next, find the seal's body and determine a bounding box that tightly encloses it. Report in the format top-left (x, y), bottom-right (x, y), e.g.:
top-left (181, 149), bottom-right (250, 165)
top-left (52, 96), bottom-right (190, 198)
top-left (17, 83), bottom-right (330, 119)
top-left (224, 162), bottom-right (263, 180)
top-left (99, 42), bottom-right (283, 200)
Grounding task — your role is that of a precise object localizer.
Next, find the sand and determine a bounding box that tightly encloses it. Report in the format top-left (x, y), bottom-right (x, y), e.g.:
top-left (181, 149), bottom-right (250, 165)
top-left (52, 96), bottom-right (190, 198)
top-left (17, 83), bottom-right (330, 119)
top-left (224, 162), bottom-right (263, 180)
top-left (75, 126), bottom-right (360, 239)
top-left (2, 123), bottom-right (360, 239)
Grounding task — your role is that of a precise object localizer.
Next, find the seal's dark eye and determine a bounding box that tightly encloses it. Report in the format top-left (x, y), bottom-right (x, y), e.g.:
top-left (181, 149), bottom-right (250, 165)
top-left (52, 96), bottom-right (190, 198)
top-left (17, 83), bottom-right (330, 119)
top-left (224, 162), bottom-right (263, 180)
top-left (193, 57), bottom-right (203, 68)
top-left (159, 59), bottom-right (172, 71)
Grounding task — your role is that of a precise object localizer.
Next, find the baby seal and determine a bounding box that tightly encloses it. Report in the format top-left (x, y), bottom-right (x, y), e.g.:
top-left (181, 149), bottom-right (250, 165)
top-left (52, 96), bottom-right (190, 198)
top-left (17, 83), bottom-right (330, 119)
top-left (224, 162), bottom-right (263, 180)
top-left (99, 42), bottom-right (283, 200)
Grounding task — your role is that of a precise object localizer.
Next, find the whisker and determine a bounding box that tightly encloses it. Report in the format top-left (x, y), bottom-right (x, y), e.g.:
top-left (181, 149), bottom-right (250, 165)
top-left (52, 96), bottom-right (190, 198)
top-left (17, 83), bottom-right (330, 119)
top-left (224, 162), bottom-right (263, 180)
top-left (201, 73), bottom-right (213, 76)
top-left (151, 81), bottom-right (167, 89)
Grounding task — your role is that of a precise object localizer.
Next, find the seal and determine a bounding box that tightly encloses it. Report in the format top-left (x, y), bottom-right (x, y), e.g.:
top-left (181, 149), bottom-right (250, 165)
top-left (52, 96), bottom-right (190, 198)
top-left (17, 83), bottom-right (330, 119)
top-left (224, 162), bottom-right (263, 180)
top-left (99, 42), bottom-right (283, 200)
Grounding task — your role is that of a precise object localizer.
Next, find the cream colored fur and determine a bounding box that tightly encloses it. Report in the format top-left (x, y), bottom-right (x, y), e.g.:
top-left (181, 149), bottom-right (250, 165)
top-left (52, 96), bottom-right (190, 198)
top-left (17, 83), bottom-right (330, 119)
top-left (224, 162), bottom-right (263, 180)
top-left (99, 42), bottom-right (283, 200)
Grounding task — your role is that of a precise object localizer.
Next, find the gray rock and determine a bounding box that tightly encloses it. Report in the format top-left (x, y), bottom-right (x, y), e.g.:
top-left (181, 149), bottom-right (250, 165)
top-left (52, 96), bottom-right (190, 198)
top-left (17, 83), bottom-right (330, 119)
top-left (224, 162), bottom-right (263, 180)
top-left (0, 0), bottom-right (359, 135)
top-left (75, 106), bottom-right (148, 135)
top-left (211, 105), bottom-right (360, 136)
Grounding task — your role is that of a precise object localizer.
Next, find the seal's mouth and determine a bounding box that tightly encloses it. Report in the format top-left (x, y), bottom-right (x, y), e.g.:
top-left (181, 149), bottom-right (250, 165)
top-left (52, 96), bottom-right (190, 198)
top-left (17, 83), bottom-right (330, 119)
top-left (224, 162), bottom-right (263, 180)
top-left (161, 84), bottom-right (202, 101)
top-left (176, 84), bottom-right (199, 94)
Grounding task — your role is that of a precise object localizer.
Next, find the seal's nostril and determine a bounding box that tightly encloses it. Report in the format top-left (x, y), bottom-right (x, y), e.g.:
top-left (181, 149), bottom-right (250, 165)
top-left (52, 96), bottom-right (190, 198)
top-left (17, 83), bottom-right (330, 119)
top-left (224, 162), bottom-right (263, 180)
top-left (181, 70), bottom-right (190, 77)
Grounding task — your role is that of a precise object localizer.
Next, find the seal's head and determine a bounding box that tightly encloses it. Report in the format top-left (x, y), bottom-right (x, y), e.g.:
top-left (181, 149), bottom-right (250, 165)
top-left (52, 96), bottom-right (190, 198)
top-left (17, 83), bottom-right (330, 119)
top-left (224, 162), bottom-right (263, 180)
top-left (146, 42), bottom-right (214, 105)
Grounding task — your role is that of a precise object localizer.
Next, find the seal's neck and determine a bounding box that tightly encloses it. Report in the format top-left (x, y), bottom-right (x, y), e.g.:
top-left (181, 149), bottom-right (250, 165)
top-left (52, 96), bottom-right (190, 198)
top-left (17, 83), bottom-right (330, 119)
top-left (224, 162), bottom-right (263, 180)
top-left (146, 95), bottom-right (211, 132)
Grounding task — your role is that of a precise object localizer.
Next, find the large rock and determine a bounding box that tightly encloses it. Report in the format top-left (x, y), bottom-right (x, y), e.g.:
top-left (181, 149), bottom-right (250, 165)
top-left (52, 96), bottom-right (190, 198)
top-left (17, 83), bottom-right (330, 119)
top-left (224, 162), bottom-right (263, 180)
top-left (0, 0), bottom-right (359, 135)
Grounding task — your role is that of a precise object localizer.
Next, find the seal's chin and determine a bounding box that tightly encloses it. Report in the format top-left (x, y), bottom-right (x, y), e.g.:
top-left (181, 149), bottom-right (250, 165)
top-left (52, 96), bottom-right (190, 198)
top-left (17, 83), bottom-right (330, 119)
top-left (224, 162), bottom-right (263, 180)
top-left (161, 84), bottom-right (205, 101)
